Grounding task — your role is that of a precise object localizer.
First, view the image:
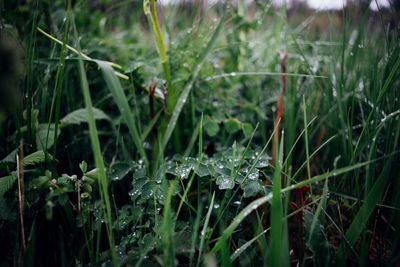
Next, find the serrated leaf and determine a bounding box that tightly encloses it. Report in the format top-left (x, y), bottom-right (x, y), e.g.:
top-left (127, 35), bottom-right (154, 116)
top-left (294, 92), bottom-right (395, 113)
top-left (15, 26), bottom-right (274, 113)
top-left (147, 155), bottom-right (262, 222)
top-left (0, 173), bottom-right (17, 198)
top-left (24, 150), bottom-right (52, 165)
top-left (60, 107), bottom-right (110, 125)
top-left (225, 118), bottom-right (242, 134)
top-left (204, 117), bottom-right (220, 137)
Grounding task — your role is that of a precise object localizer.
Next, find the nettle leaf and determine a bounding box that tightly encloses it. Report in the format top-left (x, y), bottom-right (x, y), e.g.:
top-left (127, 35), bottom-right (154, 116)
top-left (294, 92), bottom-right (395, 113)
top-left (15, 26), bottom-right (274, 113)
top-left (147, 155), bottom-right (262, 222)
top-left (0, 172), bottom-right (17, 198)
top-left (60, 107), bottom-right (110, 125)
top-left (36, 123), bottom-right (59, 150)
top-left (204, 116), bottom-right (220, 137)
top-left (303, 209), bottom-right (332, 266)
top-left (225, 118), bottom-right (242, 134)
top-left (24, 150), bottom-right (52, 165)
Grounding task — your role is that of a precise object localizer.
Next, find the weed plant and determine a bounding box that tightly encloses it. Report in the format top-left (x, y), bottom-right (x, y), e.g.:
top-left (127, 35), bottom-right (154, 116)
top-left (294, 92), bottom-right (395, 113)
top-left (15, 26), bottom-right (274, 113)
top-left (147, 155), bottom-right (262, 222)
top-left (0, 0), bottom-right (399, 266)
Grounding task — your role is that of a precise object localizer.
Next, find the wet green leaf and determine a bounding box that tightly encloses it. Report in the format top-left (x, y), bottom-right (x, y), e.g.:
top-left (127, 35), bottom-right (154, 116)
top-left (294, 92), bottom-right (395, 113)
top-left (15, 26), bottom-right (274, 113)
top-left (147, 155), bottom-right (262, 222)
top-left (242, 123), bottom-right (254, 138)
top-left (225, 118), bottom-right (242, 134)
top-left (110, 162), bottom-right (132, 181)
top-left (204, 117), bottom-right (220, 137)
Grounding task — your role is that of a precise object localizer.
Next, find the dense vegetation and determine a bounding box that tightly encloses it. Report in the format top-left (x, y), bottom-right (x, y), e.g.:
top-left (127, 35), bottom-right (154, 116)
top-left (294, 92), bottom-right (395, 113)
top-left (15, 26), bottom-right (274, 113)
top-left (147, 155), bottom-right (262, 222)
top-left (1, 0), bottom-right (399, 266)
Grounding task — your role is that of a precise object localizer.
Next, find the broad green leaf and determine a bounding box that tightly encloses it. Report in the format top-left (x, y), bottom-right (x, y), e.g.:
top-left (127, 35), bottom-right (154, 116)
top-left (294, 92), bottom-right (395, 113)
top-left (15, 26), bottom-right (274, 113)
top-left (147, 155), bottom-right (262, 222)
top-left (0, 148), bottom-right (18, 167)
top-left (241, 180), bottom-right (262, 198)
top-left (204, 117), bottom-right (220, 137)
top-left (225, 118), bottom-right (242, 134)
top-left (36, 123), bottom-right (58, 150)
top-left (60, 107), bottom-right (110, 125)
top-left (95, 60), bottom-right (148, 166)
top-left (24, 150), bottom-right (52, 165)
top-left (216, 175), bottom-right (235, 190)
top-left (110, 162), bottom-right (132, 181)
top-left (0, 173), bottom-right (17, 198)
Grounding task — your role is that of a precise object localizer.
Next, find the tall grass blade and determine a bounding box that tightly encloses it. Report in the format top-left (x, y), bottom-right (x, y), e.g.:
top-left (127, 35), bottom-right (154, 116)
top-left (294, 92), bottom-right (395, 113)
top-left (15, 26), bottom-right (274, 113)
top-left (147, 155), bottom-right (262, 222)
top-left (197, 192), bottom-right (215, 267)
top-left (49, 0), bottom-right (70, 159)
top-left (143, 0), bottom-right (173, 109)
top-left (336, 159), bottom-right (393, 261)
top-left (75, 37), bottom-right (117, 266)
top-left (162, 11), bottom-right (226, 150)
top-left (95, 60), bottom-right (148, 167)
top-left (213, 156), bottom-right (381, 253)
top-left (162, 180), bottom-right (176, 267)
top-left (269, 134), bottom-right (285, 267)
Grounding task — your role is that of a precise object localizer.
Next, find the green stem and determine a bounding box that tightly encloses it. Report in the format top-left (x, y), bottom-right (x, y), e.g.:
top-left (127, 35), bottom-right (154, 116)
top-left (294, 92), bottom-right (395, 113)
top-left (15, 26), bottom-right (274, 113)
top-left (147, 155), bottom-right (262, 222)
top-left (143, 0), bottom-right (173, 110)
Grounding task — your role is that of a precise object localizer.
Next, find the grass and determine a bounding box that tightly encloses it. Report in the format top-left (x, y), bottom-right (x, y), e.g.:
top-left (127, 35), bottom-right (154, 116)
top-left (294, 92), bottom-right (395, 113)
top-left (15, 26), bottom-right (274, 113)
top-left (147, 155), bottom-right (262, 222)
top-left (0, 0), bottom-right (399, 266)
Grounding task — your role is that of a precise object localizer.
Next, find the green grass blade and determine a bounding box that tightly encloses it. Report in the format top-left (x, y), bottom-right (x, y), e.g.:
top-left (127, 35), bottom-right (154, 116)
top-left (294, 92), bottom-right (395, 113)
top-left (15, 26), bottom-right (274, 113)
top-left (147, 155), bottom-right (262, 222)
top-left (213, 156), bottom-right (381, 254)
top-left (336, 159), bottom-right (392, 261)
top-left (269, 134), bottom-right (285, 267)
top-left (95, 60), bottom-right (148, 167)
top-left (162, 180), bottom-right (176, 267)
top-left (140, 109), bottom-right (162, 142)
top-left (174, 114), bottom-right (203, 220)
top-left (197, 192), bottom-right (215, 267)
top-left (75, 35), bottom-right (117, 265)
top-left (162, 11), bottom-right (226, 151)
top-left (143, 0), bottom-right (173, 109)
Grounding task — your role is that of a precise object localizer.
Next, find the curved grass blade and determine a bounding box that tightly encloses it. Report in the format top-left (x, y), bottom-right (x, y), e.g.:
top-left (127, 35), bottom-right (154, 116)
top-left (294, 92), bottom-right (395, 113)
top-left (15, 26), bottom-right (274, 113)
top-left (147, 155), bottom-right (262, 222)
top-left (230, 196), bottom-right (323, 262)
top-left (204, 71), bottom-right (327, 81)
top-left (336, 159), bottom-right (393, 261)
top-left (95, 60), bottom-right (148, 167)
top-left (36, 27), bottom-right (128, 79)
top-left (212, 157), bottom-right (380, 253)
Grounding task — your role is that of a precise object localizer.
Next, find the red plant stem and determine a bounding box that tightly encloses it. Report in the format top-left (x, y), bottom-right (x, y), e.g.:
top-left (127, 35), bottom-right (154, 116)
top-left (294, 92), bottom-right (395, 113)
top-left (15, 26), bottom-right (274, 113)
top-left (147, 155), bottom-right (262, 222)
top-left (271, 51), bottom-right (287, 166)
top-left (17, 140), bottom-right (26, 250)
top-left (77, 180), bottom-right (81, 213)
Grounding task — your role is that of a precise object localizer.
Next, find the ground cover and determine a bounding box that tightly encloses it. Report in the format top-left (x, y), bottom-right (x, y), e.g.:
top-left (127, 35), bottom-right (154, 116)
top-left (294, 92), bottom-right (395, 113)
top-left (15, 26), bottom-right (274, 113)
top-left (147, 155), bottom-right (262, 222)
top-left (0, 1), bottom-right (399, 266)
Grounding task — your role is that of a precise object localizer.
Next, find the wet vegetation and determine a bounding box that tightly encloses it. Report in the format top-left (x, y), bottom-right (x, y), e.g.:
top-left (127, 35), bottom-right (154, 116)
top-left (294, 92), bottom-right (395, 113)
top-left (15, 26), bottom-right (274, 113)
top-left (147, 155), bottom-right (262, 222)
top-left (0, 0), bottom-right (399, 266)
